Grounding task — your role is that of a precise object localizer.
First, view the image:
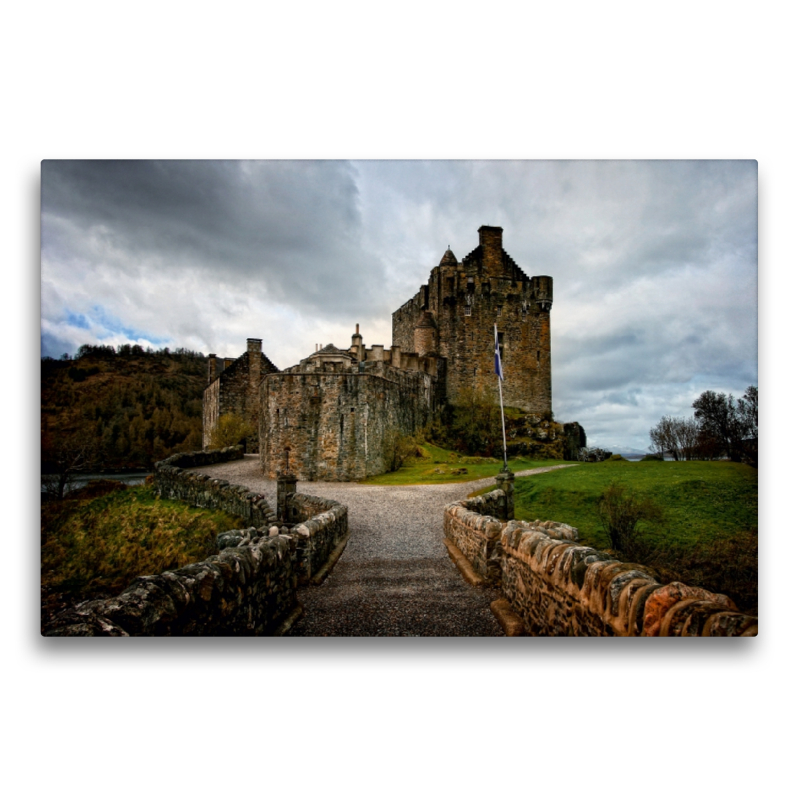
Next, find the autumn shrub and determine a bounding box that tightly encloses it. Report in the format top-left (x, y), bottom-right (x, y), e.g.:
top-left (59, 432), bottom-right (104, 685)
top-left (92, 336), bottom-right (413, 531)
top-left (207, 413), bottom-right (254, 449)
top-left (597, 481), bottom-right (665, 553)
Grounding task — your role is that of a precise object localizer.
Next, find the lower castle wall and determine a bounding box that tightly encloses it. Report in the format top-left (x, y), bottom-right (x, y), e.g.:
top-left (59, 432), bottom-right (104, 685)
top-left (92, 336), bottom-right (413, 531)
top-left (444, 500), bottom-right (758, 637)
top-left (45, 449), bottom-right (348, 636)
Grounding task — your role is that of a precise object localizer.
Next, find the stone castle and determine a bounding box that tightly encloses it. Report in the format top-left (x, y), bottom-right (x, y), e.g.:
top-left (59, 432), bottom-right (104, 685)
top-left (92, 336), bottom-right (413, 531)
top-left (203, 226), bottom-right (562, 481)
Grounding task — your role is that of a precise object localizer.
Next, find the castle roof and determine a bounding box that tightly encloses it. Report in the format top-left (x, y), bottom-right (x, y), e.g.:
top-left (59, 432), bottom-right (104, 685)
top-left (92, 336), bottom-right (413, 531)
top-left (439, 248), bottom-right (458, 266)
top-left (311, 343), bottom-right (354, 359)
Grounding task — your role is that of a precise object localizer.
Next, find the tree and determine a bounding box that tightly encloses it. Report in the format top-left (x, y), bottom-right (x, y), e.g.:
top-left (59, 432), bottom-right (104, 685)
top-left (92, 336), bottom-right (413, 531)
top-left (207, 413), bottom-right (253, 449)
top-left (650, 416), bottom-right (700, 460)
top-left (692, 387), bottom-right (757, 463)
top-left (649, 416), bottom-right (681, 460)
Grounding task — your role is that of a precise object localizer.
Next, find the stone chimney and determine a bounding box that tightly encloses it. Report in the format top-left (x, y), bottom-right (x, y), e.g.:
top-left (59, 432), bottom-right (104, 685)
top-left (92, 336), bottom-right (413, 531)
top-left (350, 323), bottom-right (364, 361)
top-left (208, 354), bottom-right (217, 384)
top-left (478, 225), bottom-right (504, 277)
top-left (246, 339), bottom-right (263, 452)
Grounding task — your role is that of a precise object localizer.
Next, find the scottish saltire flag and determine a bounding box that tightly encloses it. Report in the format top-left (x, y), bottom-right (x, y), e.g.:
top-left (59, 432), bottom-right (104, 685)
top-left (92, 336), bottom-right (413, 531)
top-left (494, 324), bottom-right (503, 380)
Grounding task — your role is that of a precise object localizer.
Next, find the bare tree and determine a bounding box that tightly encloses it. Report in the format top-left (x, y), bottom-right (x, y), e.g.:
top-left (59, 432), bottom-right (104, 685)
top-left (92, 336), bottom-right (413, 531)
top-left (673, 417), bottom-right (701, 460)
top-left (649, 416), bottom-right (681, 460)
top-left (41, 425), bottom-right (97, 500)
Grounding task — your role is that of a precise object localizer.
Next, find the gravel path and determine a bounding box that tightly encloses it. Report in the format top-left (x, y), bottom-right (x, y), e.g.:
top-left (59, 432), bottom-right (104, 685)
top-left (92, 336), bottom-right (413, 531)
top-left (194, 456), bottom-right (577, 637)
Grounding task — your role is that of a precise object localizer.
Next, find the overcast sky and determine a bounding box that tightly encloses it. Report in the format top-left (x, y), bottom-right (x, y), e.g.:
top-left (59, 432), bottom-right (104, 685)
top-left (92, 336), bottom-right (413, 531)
top-left (40, 160), bottom-right (757, 451)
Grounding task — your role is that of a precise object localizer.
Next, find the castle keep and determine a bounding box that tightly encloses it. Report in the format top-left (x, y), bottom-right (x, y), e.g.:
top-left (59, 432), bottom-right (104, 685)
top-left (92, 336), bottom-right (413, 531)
top-left (203, 226), bottom-right (557, 480)
top-left (392, 226), bottom-right (553, 415)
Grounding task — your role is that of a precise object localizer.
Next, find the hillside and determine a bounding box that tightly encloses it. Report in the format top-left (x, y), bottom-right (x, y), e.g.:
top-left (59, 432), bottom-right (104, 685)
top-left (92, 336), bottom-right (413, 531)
top-left (41, 344), bottom-right (207, 471)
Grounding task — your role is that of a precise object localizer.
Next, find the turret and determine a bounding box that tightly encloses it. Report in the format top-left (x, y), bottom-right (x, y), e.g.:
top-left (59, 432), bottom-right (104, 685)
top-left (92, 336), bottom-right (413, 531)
top-left (439, 247), bottom-right (458, 267)
top-left (414, 311), bottom-right (438, 356)
top-left (533, 276), bottom-right (554, 312)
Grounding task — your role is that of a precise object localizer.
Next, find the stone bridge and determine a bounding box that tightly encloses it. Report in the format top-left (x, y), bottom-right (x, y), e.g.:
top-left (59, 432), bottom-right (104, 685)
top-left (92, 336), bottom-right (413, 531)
top-left (45, 449), bottom-right (757, 637)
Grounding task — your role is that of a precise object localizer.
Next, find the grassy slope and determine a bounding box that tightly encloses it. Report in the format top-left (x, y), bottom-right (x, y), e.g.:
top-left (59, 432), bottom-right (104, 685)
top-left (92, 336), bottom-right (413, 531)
top-left (41, 485), bottom-right (245, 603)
top-left (360, 442), bottom-right (570, 486)
top-left (512, 459), bottom-right (758, 551)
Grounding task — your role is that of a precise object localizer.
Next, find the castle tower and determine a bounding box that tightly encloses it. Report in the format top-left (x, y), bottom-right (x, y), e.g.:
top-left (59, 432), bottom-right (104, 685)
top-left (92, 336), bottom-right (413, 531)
top-left (391, 226), bottom-right (553, 416)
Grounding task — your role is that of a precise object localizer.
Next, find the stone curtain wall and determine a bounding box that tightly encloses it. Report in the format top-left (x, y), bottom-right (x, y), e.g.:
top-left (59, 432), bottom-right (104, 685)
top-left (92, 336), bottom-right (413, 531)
top-left (45, 535), bottom-right (299, 636)
top-left (155, 447), bottom-right (279, 528)
top-left (444, 501), bottom-right (757, 637)
top-left (46, 448), bottom-right (348, 636)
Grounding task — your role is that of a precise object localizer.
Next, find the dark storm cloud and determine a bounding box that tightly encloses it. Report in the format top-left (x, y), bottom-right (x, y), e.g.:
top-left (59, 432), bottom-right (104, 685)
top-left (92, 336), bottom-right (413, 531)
top-left (42, 160), bottom-right (379, 315)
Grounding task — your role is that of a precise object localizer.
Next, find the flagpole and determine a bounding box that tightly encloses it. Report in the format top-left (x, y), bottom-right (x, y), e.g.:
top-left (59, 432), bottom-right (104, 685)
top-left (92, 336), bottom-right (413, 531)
top-left (495, 323), bottom-right (508, 470)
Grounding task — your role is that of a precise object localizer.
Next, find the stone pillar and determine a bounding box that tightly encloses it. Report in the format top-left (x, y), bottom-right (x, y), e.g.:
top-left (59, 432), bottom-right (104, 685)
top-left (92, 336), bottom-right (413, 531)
top-left (208, 354), bottom-right (217, 384)
top-left (495, 469), bottom-right (515, 521)
top-left (277, 472), bottom-right (298, 523)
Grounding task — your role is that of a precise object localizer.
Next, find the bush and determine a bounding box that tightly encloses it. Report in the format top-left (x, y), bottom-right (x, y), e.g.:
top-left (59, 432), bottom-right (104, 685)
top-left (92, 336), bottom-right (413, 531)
top-left (207, 413), bottom-right (253, 449)
top-left (384, 432), bottom-right (417, 472)
top-left (597, 481), bottom-right (665, 553)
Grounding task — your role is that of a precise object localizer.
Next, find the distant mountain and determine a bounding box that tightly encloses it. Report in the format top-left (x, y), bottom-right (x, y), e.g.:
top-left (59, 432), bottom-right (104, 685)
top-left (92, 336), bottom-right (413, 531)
top-left (593, 445), bottom-right (648, 456)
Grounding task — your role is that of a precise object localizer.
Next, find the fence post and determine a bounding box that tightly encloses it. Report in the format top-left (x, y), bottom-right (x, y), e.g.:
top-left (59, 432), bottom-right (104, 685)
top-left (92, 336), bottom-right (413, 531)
top-left (277, 472), bottom-right (298, 523)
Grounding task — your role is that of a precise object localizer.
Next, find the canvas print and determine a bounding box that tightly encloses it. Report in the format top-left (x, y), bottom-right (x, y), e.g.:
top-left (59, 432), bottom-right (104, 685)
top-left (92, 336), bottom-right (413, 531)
top-left (40, 160), bottom-right (758, 637)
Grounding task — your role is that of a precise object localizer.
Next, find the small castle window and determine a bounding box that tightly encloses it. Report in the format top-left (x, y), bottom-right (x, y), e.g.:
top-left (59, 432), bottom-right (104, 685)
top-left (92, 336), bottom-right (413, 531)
top-left (496, 307), bottom-right (502, 317)
top-left (464, 306), bottom-right (472, 316)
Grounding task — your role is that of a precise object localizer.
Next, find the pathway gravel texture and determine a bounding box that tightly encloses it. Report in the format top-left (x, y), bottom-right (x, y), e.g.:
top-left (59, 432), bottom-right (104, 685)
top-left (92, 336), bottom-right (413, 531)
top-left (194, 456), bottom-right (577, 637)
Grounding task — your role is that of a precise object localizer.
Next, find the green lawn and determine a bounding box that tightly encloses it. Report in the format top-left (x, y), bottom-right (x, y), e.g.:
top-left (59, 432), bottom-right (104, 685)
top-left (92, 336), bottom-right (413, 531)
top-left (361, 442), bottom-right (570, 486)
top-left (511, 459), bottom-right (758, 551)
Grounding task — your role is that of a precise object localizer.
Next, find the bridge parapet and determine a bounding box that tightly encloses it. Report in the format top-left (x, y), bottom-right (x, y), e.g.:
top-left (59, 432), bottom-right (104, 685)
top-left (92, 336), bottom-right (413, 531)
top-left (444, 496), bottom-right (757, 637)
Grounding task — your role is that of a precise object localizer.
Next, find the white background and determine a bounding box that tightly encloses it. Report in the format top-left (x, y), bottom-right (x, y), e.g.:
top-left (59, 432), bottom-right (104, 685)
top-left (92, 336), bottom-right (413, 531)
top-left (4, 2), bottom-right (793, 798)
